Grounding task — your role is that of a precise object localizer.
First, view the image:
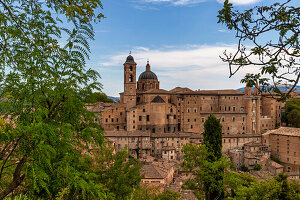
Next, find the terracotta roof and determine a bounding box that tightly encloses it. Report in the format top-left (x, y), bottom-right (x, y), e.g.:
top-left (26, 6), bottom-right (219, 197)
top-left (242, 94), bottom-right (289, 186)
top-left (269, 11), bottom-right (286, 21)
top-left (104, 130), bottom-right (151, 137)
top-left (194, 90), bottom-right (244, 95)
top-left (151, 132), bottom-right (192, 138)
top-left (244, 141), bottom-right (265, 147)
top-left (142, 88), bottom-right (170, 94)
top-left (152, 161), bottom-right (177, 170)
top-left (169, 87), bottom-right (193, 93)
top-left (270, 127), bottom-right (300, 137)
top-left (269, 160), bottom-right (283, 169)
top-left (141, 164), bottom-right (167, 179)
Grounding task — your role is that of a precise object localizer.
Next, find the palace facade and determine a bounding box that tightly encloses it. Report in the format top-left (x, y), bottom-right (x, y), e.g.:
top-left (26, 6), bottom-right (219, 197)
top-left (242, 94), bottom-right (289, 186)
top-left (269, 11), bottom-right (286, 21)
top-left (87, 54), bottom-right (297, 159)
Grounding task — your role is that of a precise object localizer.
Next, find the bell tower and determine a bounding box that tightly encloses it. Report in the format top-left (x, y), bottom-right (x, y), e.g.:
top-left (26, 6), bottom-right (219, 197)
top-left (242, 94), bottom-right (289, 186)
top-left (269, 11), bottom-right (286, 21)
top-left (124, 53), bottom-right (137, 109)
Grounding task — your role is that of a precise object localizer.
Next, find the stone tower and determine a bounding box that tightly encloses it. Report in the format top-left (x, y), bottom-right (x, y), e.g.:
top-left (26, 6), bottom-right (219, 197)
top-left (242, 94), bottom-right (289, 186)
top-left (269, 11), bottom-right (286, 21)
top-left (123, 54), bottom-right (137, 109)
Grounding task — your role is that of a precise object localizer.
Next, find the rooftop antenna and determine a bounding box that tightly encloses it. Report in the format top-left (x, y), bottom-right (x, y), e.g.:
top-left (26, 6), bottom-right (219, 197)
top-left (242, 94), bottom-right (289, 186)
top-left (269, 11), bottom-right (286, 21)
top-left (147, 58), bottom-right (149, 64)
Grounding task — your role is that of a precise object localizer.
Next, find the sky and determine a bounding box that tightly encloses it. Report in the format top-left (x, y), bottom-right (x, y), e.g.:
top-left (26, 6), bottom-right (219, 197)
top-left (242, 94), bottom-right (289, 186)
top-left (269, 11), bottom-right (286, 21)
top-left (86, 0), bottom-right (299, 97)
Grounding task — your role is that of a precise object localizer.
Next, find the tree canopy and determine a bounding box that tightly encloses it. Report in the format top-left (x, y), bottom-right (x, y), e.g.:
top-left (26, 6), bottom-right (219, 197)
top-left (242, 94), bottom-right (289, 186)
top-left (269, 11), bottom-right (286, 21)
top-left (203, 114), bottom-right (222, 162)
top-left (0, 0), bottom-right (107, 199)
top-left (85, 92), bottom-right (114, 103)
top-left (218, 0), bottom-right (300, 101)
top-left (282, 98), bottom-right (300, 127)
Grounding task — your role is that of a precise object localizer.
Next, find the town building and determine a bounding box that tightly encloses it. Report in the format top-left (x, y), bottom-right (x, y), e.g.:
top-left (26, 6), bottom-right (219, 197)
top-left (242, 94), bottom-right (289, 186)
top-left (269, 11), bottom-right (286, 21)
top-left (263, 127), bottom-right (300, 179)
top-left (88, 54), bottom-right (299, 159)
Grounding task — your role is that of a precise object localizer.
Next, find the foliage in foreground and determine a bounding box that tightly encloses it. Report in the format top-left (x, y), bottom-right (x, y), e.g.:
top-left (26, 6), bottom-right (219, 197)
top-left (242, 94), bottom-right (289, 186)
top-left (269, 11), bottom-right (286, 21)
top-left (92, 143), bottom-right (143, 199)
top-left (0, 0), bottom-right (107, 199)
top-left (128, 186), bottom-right (183, 200)
top-left (182, 144), bottom-right (300, 200)
top-left (218, 0), bottom-right (300, 101)
top-left (181, 144), bottom-right (230, 200)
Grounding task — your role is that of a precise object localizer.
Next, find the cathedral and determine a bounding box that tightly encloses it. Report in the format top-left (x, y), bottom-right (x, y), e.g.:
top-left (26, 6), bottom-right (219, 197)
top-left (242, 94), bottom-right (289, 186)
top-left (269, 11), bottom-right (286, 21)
top-left (88, 54), bottom-right (292, 159)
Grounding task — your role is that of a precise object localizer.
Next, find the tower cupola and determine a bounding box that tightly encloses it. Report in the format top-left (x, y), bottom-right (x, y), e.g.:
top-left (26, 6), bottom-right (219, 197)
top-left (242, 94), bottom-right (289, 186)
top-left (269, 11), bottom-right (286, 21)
top-left (137, 60), bottom-right (159, 91)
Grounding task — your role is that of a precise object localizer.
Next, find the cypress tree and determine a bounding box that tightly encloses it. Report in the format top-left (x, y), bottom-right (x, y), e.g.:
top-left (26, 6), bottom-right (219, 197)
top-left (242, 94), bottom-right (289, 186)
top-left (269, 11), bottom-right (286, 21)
top-left (203, 114), bottom-right (223, 161)
top-left (203, 114), bottom-right (224, 200)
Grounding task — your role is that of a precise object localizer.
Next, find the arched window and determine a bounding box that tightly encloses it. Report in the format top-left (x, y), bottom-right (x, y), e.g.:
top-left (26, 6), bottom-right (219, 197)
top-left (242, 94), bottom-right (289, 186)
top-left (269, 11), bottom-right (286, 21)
top-left (130, 66), bottom-right (133, 71)
top-left (150, 83), bottom-right (153, 89)
top-left (129, 75), bottom-right (133, 82)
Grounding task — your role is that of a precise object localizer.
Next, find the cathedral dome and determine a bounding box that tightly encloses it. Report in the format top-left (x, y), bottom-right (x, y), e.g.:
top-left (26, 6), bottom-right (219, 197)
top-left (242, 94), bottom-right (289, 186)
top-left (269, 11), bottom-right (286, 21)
top-left (138, 63), bottom-right (158, 81)
top-left (138, 71), bottom-right (158, 81)
top-left (125, 55), bottom-right (135, 63)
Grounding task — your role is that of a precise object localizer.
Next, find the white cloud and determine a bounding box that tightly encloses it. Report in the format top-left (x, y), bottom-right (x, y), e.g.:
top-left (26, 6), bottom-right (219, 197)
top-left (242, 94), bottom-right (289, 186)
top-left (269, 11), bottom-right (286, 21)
top-left (217, 28), bottom-right (227, 33)
top-left (97, 44), bottom-right (261, 96)
top-left (216, 0), bottom-right (262, 5)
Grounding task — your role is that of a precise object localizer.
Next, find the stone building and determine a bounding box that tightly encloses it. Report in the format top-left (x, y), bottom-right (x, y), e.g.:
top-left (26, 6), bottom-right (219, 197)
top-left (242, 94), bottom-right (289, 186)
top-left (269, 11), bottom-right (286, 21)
top-left (140, 161), bottom-right (176, 188)
top-left (88, 54), bottom-right (299, 158)
top-left (243, 142), bottom-right (270, 170)
top-left (263, 127), bottom-right (300, 179)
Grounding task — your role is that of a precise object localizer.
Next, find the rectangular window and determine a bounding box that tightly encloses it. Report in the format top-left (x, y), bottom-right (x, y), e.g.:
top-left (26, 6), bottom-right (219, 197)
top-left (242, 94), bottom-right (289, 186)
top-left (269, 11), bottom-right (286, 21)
top-left (147, 115), bottom-right (150, 121)
top-left (139, 116), bottom-right (142, 121)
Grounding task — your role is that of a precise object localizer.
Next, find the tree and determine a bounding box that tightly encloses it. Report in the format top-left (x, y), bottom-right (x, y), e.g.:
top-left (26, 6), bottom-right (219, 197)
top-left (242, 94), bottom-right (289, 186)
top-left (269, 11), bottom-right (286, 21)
top-left (85, 92), bottom-right (114, 103)
top-left (225, 172), bottom-right (300, 200)
top-left (182, 115), bottom-right (225, 200)
top-left (181, 144), bottom-right (230, 200)
top-left (282, 98), bottom-right (300, 127)
top-left (0, 0), bottom-right (106, 199)
top-left (240, 165), bottom-right (249, 172)
top-left (155, 190), bottom-right (183, 200)
top-left (203, 114), bottom-right (222, 162)
top-left (253, 164), bottom-right (262, 171)
top-left (92, 142), bottom-right (143, 199)
top-left (218, 0), bottom-right (300, 101)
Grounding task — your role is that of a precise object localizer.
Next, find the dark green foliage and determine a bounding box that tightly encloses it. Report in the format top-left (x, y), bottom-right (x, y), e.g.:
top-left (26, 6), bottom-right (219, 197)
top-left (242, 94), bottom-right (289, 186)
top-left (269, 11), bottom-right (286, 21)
top-left (127, 187), bottom-right (183, 200)
top-left (85, 92), bottom-right (114, 103)
top-left (182, 115), bottom-right (225, 200)
top-left (0, 0), bottom-right (106, 199)
top-left (270, 155), bottom-right (281, 164)
top-left (225, 172), bottom-right (300, 200)
top-left (218, 0), bottom-right (300, 101)
top-left (181, 144), bottom-right (230, 200)
top-left (240, 165), bottom-right (249, 172)
top-left (203, 114), bottom-right (222, 162)
top-left (253, 164), bottom-right (262, 171)
top-left (155, 190), bottom-right (183, 200)
top-left (282, 98), bottom-right (300, 127)
top-left (93, 143), bottom-right (143, 199)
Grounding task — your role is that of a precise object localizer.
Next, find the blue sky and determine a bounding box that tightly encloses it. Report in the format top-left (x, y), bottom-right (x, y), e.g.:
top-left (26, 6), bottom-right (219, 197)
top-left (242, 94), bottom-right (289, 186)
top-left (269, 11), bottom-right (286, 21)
top-left (86, 0), bottom-right (299, 96)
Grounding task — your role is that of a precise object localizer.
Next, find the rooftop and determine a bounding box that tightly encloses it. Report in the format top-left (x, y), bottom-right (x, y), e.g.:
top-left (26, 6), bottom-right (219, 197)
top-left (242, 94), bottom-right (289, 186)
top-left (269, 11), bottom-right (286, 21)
top-left (141, 164), bottom-right (167, 179)
top-left (270, 127), bottom-right (300, 137)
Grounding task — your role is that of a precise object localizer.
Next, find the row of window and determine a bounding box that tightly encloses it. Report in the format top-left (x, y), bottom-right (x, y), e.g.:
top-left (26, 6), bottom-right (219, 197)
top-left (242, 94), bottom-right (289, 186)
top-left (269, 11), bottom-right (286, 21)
top-left (183, 95), bottom-right (240, 100)
top-left (186, 106), bottom-right (243, 113)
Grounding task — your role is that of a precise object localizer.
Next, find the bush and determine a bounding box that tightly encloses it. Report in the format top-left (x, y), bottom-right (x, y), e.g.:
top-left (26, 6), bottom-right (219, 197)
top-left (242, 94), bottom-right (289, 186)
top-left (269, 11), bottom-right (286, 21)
top-left (240, 165), bottom-right (249, 172)
top-left (271, 155), bottom-right (281, 164)
top-left (254, 164), bottom-right (262, 171)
